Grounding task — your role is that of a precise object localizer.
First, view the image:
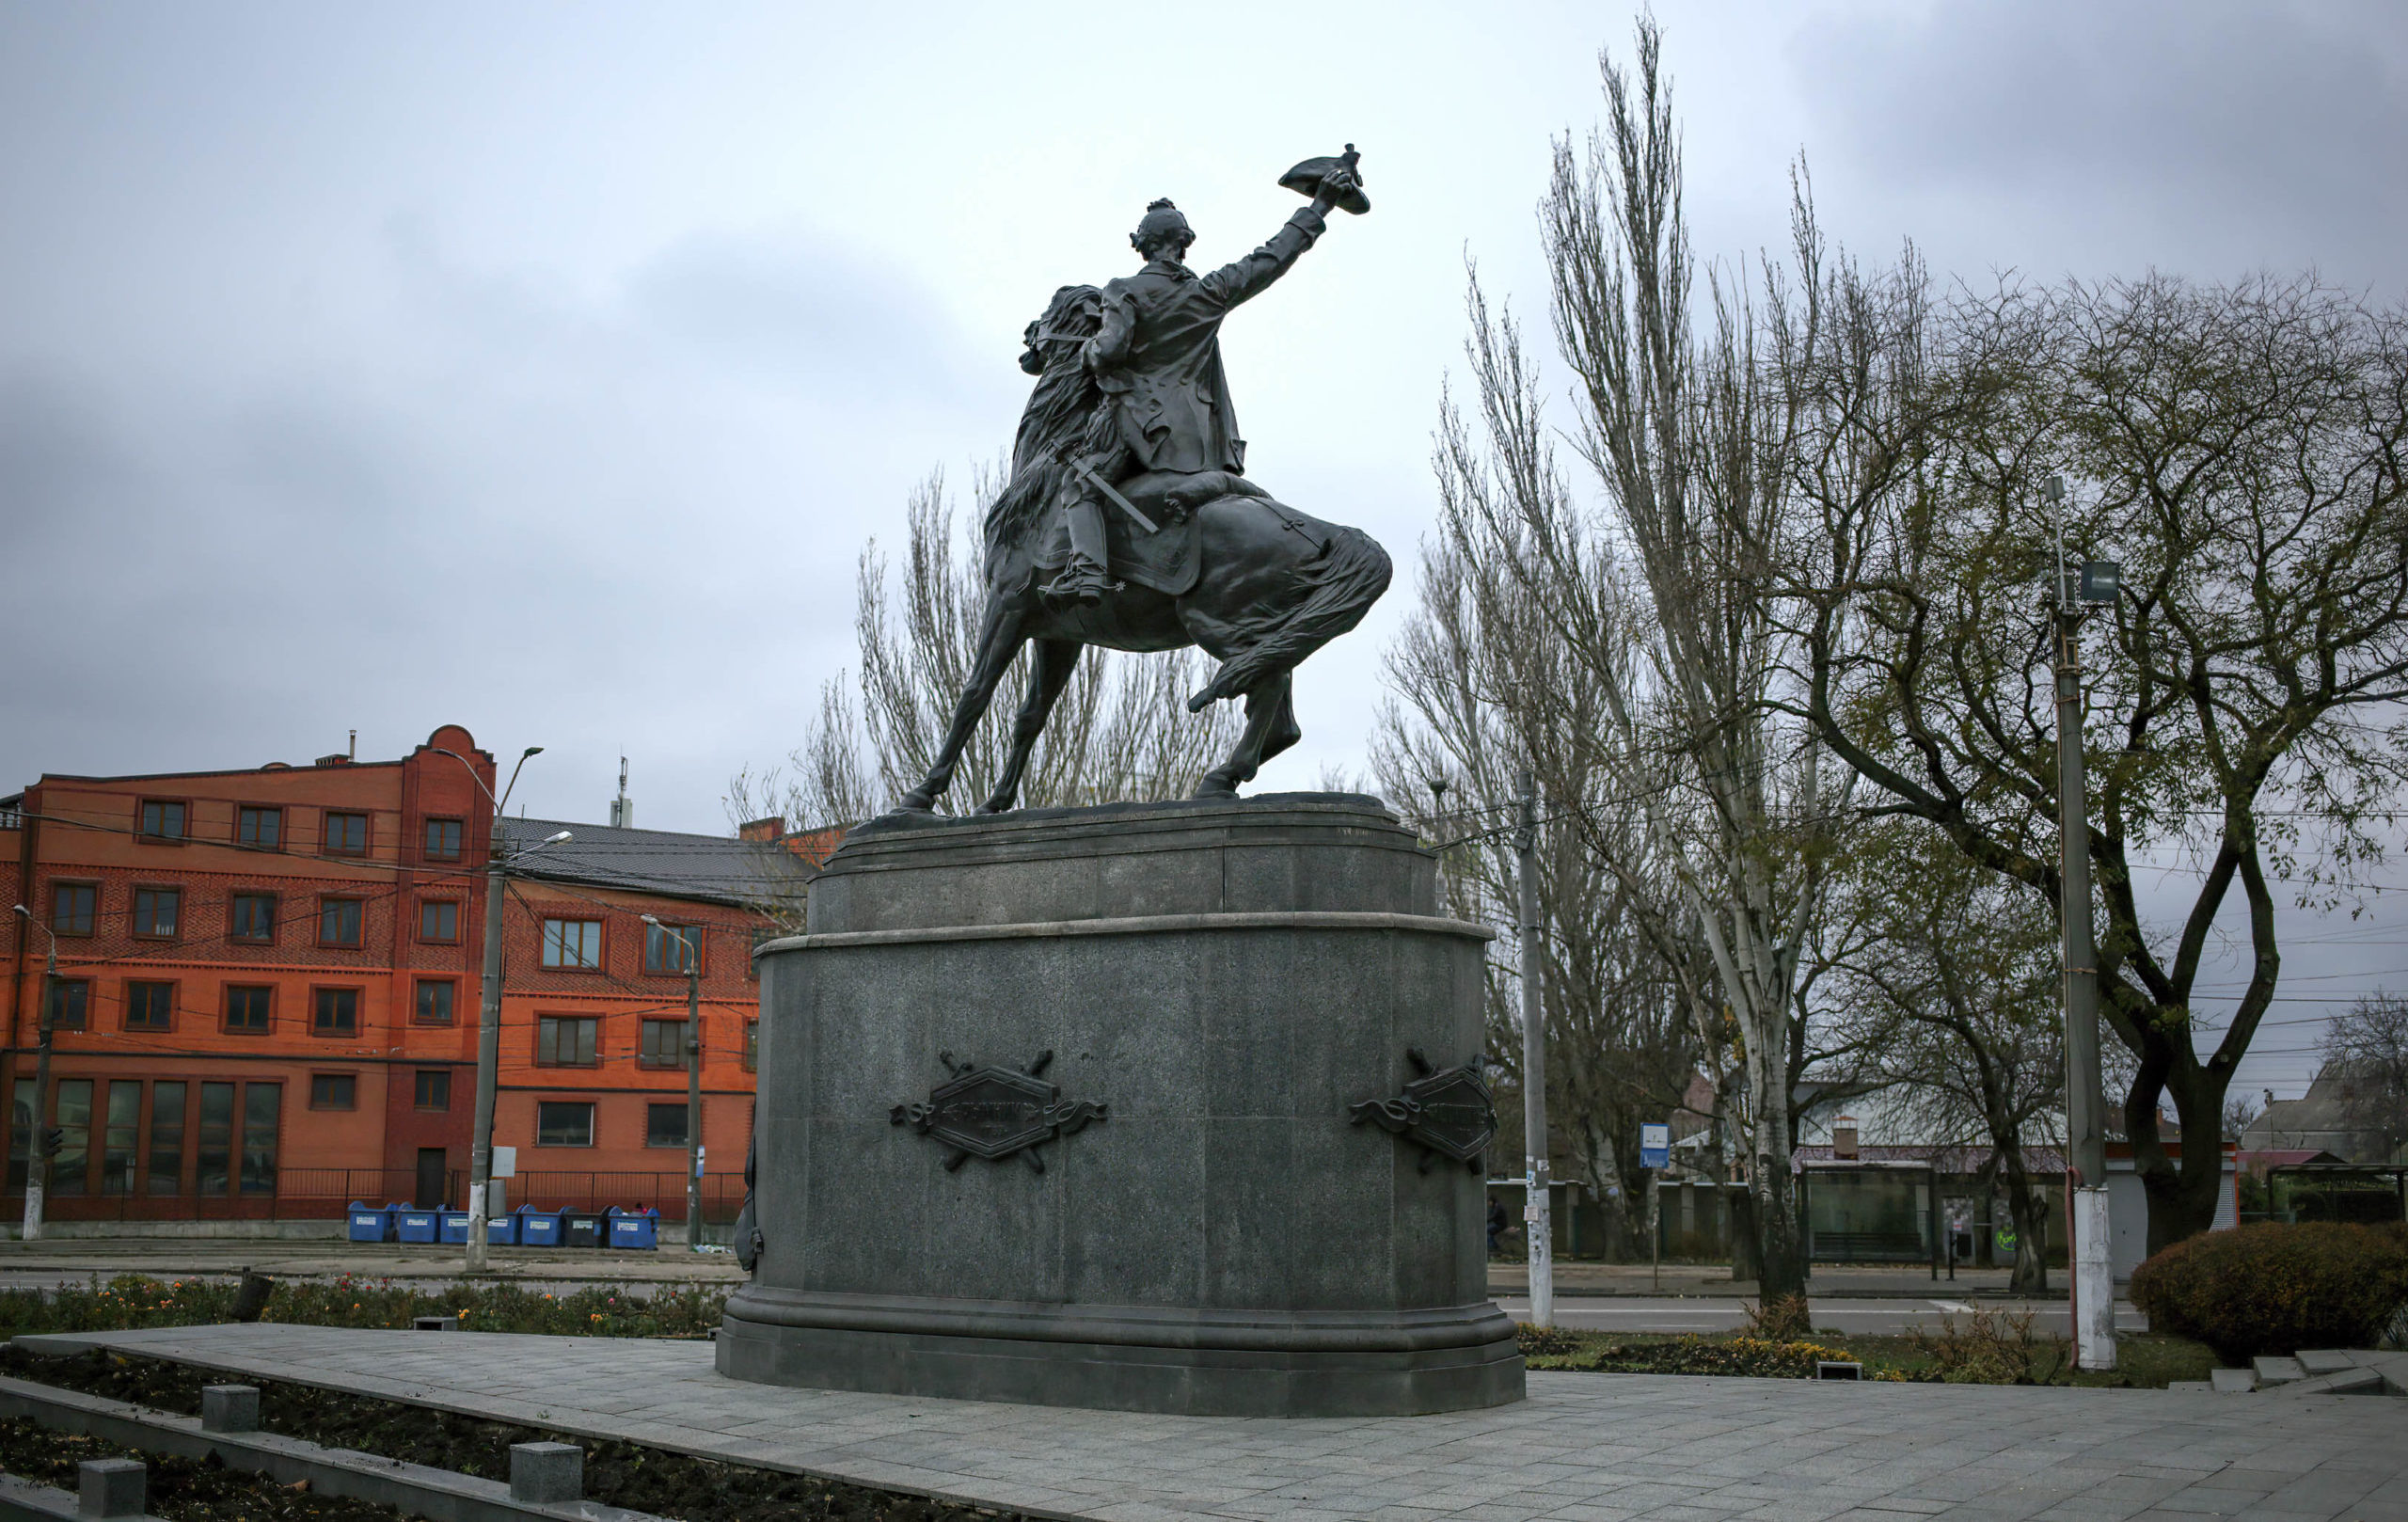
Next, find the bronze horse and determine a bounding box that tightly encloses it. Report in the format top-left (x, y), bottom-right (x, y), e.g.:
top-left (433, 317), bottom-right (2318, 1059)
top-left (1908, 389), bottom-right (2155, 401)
top-left (892, 283), bottom-right (1391, 815)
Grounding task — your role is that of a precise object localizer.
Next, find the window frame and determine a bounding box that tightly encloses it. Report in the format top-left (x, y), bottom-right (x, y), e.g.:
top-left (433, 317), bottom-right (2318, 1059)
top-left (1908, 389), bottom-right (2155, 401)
top-left (317, 896), bottom-right (364, 949)
top-left (540, 917), bottom-right (605, 972)
top-left (228, 891), bottom-right (277, 945)
top-left (417, 898), bottom-right (461, 944)
top-left (309, 985), bottom-right (360, 1038)
top-left (645, 1102), bottom-right (689, 1149)
top-left (235, 804), bottom-right (284, 852)
top-left (46, 978), bottom-right (90, 1033)
top-left (534, 1100), bottom-right (596, 1148)
top-left (639, 1018), bottom-right (690, 1070)
top-left (130, 884), bottom-right (182, 942)
top-left (222, 984), bottom-right (274, 1037)
top-left (743, 1018), bottom-right (758, 1072)
top-left (49, 881), bottom-right (98, 938)
top-left (136, 798), bottom-right (189, 844)
top-left (643, 922), bottom-right (705, 976)
top-left (320, 810), bottom-right (371, 858)
top-left (421, 816), bottom-right (465, 862)
top-left (122, 978), bottom-right (176, 1033)
top-left (412, 977), bottom-right (457, 1027)
top-left (308, 1072), bottom-right (357, 1111)
top-left (536, 1015), bottom-right (599, 1068)
top-left (413, 1070), bottom-right (451, 1112)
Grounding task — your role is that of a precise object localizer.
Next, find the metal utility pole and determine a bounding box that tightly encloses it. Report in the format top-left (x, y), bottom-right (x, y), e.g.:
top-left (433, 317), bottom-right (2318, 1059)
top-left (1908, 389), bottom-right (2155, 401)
top-left (648, 917), bottom-right (704, 1252)
top-left (2048, 474), bottom-right (2116, 1371)
top-left (10, 906), bottom-right (56, 1243)
top-left (1515, 769), bottom-right (1554, 1328)
top-left (440, 744), bottom-right (553, 1276)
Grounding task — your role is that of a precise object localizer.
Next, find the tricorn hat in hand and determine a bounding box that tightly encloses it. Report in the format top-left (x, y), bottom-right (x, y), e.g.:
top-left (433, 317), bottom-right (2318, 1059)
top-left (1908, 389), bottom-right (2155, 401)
top-left (1279, 144), bottom-right (1370, 215)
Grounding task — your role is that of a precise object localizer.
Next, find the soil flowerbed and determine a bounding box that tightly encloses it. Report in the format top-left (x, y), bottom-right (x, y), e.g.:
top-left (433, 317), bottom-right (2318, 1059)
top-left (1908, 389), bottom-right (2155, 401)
top-left (0, 1348), bottom-right (1028, 1522)
top-left (0, 1415), bottom-right (406, 1520)
top-left (1513, 1321), bottom-right (2219, 1387)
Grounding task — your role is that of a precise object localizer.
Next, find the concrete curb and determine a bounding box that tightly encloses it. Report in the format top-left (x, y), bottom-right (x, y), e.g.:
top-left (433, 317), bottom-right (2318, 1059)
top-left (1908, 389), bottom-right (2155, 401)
top-left (0, 1470), bottom-right (167, 1522)
top-left (0, 1373), bottom-right (666, 1522)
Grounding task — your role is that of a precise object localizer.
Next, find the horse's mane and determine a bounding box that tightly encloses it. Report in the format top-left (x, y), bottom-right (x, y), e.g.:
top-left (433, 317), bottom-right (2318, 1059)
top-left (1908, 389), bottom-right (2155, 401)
top-left (986, 283), bottom-right (1105, 553)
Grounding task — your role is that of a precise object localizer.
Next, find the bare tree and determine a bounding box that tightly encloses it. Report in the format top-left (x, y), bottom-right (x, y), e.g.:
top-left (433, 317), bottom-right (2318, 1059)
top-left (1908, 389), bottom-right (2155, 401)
top-left (1832, 824), bottom-right (2065, 1292)
top-left (734, 469), bottom-right (1240, 830)
top-left (1782, 272), bottom-right (2408, 1248)
top-left (2322, 992), bottom-right (2408, 1162)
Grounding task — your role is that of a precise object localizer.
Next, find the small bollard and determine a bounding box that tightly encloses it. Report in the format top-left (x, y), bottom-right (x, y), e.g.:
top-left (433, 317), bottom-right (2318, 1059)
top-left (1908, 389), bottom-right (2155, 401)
top-left (201, 1383), bottom-right (261, 1433)
top-left (78, 1457), bottom-right (146, 1518)
top-left (411, 1315), bottom-right (460, 1331)
top-left (230, 1268), bottom-right (275, 1324)
top-left (509, 1442), bottom-right (583, 1504)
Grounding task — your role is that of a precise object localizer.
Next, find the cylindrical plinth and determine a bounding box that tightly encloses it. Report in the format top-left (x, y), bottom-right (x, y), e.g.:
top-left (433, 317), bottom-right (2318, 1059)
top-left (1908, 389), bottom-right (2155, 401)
top-left (718, 795), bottom-right (1523, 1417)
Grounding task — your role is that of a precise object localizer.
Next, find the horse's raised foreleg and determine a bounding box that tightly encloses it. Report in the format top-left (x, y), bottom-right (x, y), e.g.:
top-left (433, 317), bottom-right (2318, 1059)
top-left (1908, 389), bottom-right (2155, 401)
top-left (1193, 672), bottom-right (1294, 799)
top-left (978, 639), bottom-right (1083, 814)
top-left (894, 599), bottom-right (1027, 814)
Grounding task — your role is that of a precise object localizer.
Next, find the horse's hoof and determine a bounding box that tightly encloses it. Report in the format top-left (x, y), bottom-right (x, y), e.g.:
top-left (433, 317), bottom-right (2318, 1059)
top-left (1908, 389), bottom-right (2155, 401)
top-left (1191, 776), bottom-right (1240, 800)
top-left (974, 798), bottom-right (1016, 815)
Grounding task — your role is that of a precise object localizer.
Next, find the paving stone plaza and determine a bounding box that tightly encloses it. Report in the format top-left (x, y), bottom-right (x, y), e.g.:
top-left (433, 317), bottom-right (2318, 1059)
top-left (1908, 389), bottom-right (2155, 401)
top-left (40, 1324), bottom-right (2408, 1522)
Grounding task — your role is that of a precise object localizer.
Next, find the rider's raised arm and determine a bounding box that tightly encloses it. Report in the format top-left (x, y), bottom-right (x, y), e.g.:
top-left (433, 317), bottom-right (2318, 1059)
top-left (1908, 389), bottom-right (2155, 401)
top-left (1200, 205), bottom-right (1327, 309)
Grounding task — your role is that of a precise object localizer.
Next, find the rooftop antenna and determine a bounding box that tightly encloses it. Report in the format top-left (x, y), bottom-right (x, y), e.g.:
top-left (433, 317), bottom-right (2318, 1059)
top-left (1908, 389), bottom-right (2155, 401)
top-left (610, 755), bottom-right (633, 830)
top-left (347, 729), bottom-right (356, 761)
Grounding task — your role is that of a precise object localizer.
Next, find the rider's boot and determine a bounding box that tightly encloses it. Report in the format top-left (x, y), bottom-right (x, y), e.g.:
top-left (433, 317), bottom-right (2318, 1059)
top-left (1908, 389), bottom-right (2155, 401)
top-left (1042, 498), bottom-right (1121, 606)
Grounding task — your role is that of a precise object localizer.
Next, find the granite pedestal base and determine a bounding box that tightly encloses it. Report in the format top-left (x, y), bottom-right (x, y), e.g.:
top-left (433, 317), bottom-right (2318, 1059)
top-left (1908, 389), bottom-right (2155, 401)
top-left (719, 795), bottom-right (1523, 1418)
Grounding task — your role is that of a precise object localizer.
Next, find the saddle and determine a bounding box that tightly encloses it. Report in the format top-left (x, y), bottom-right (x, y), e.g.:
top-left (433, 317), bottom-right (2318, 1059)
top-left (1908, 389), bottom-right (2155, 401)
top-left (1034, 469), bottom-right (1268, 596)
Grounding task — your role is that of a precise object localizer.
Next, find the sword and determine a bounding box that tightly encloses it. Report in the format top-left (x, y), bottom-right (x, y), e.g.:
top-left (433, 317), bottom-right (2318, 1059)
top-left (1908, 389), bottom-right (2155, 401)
top-left (1070, 458), bottom-right (1159, 533)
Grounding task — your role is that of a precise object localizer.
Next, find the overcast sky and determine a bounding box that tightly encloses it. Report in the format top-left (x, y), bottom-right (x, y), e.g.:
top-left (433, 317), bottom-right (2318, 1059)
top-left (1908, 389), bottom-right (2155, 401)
top-left (5, 2), bottom-right (2402, 1097)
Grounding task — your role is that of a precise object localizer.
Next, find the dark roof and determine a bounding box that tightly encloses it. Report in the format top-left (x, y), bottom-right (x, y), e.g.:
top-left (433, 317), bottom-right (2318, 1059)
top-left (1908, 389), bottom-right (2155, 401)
top-left (496, 816), bottom-right (808, 912)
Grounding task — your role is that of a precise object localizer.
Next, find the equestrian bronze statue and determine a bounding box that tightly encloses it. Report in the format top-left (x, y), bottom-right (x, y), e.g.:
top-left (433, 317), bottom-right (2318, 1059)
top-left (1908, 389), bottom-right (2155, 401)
top-left (893, 148), bottom-right (1390, 815)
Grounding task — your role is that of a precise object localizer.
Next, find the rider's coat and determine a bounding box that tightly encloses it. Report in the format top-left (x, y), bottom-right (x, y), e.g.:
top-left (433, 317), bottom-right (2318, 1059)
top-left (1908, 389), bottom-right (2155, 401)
top-left (1084, 205), bottom-right (1328, 477)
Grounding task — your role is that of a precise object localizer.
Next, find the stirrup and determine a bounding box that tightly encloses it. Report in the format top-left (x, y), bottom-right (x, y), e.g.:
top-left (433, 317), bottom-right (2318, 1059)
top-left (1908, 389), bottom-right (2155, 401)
top-left (1042, 563), bottom-right (1122, 606)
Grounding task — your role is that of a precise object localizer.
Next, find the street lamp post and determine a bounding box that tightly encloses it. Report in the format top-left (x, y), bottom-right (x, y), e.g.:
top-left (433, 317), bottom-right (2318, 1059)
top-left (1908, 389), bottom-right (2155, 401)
top-left (643, 917), bottom-right (704, 1252)
top-left (435, 745), bottom-right (557, 1275)
top-left (10, 906), bottom-right (57, 1242)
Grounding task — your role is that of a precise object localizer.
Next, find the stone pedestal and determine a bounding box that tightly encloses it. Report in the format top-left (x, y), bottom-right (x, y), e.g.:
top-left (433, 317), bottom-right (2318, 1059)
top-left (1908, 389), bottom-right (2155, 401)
top-left (717, 794), bottom-right (1523, 1418)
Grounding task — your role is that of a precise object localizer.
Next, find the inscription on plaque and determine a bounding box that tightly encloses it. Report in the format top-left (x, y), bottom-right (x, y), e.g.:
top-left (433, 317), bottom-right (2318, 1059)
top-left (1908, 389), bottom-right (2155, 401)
top-left (891, 1049), bottom-right (1107, 1172)
top-left (1350, 1048), bottom-right (1497, 1174)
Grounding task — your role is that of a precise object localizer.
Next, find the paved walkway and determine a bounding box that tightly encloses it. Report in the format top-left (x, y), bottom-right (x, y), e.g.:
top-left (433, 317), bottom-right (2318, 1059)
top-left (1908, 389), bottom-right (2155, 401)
top-left (1487, 1296), bottom-right (2139, 1337)
top-left (23, 1324), bottom-right (2404, 1522)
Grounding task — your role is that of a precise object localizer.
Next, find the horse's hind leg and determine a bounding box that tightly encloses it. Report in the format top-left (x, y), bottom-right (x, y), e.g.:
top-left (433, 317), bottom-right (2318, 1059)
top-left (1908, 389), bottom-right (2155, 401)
top-left (895, 599), bottom-right (1026, 814)
top-left (1194, 672), bottom-right (1294, 799)
top-left (978, 639), bottom-right (1083, 814)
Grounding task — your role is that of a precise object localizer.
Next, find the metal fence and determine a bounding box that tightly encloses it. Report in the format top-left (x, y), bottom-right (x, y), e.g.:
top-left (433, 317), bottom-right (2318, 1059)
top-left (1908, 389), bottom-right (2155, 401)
top-left (4, 1167), bottom-right (746, 1222)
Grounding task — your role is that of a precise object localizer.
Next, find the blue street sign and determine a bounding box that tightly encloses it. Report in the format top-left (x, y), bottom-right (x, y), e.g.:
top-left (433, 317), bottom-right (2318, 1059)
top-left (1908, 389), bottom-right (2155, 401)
top-left (1640, 1122), bottom-right (1671, 1170)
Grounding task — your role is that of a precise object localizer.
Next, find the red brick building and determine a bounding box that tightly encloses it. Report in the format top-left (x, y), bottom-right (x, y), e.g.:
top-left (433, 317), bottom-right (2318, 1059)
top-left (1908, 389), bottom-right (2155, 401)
top-left (0, 726), bottom-right (816, 1232)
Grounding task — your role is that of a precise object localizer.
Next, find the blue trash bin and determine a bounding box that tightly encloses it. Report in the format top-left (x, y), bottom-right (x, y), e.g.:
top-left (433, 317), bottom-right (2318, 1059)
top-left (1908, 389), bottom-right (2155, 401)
top-left (485, 1211), bottom-right (519, 1246)
top-left (438, 1209), bottom-right (472, 1245)
top-left (395, 1208), bottom-right (440, 1244)
top-left (515, 1207), bottom-right (563, 1247)
top-left (606, 1206), bottom-right (659, 1250)
top-left (346, 1202), bottom-right (393, 1243)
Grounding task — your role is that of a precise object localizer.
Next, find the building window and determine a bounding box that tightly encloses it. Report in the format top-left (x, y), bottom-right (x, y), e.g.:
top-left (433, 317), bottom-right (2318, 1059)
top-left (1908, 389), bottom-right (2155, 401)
top-left (223, 985), bottom-right (272, 1035)
top-left (50, 883), bottom-right (97, 937)
top-left (413, 978), bottom-right (455, 1026)
top-left (640, 1019), bottom-right (689, 1070)
top-left (46, 979), bottom-right (89, 1032)
top-left (197, 1081), bottom-right (234, 1195)
top-left (312, 987), bottom-right (358, 1037)
top-left (541, 918), bottom-right (603, 970)
top-left (319, 897), bottom-right (363, 948)
top-left (537, 1016), bottom-right (597, 1067)
top-left (743, 1019), bottom-right (758, 1072)
top-left (309, 1073), bottom-right (356, 1110)
top-left (102, 1080), bottom-right (141, 1196)
top-left (646, 1102), bottom-right (688, 1148)
top-left (241, 1083), bottom-right (279, 1196)
top-left (423, 817), bottom-right (464, 861)
top-left (418, 899), bottom-right (459, 943)
top-left (322, 811), bottom-right (369, 856)
top-left (230, 893), bottom-right (277, 943)
top-left (237, 806), bottom-right (282, 849)
top-left (645, 922), bottom-right (703, 975)
top-left (536, 1101), bottom-right (594, 1147)
top-left (123, 981), bottom-right (174, 1032)
top-left (148, 1081), bottom-right (184, 1197)
top-left (131, 887), bottom-right (181, 940)
top-left (50, 1079), bottom-right (91, 1197)
top-left (137, 800), bottom-right (186, 841)
top-left (414, 1070), bottom-right (451, 1112)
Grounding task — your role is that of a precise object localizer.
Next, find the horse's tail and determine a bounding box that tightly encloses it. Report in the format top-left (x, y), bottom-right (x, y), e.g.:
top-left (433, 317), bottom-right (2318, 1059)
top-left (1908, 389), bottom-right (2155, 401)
top-left (1187, 524), bottom-right (1392, 711)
